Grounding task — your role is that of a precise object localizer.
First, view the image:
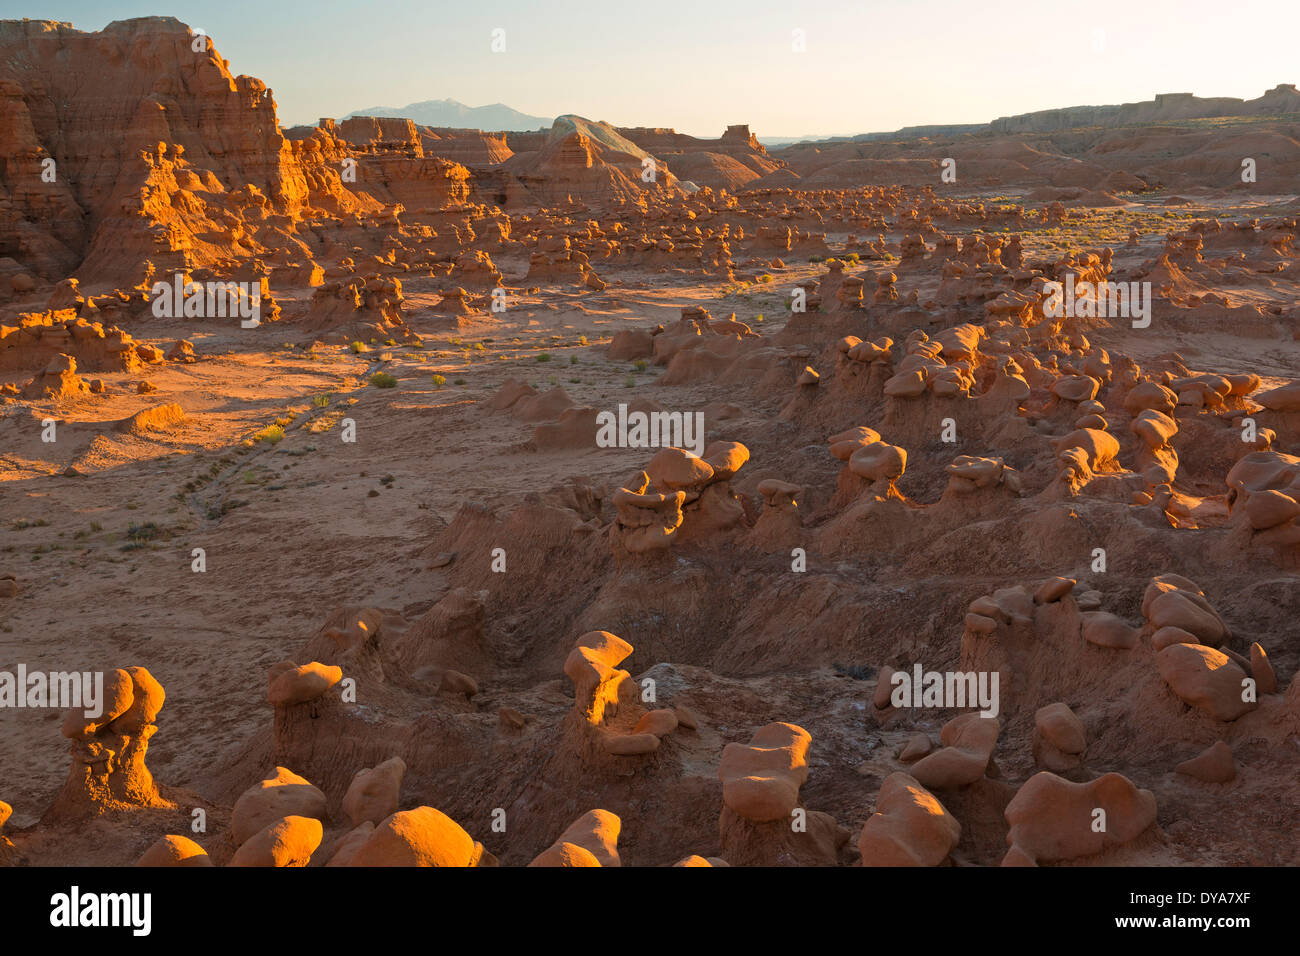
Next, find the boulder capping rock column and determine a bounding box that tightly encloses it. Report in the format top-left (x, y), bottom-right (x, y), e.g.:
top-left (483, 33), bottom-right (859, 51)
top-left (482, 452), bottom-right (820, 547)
top-left (44, 666), bottom-right (168, 821)
top-left (858, 772), bottom-right (961, 867)
top-left (1003, 771), bottom-right (1157, 866)
top-left (717, 722), bottom-right (848, 866)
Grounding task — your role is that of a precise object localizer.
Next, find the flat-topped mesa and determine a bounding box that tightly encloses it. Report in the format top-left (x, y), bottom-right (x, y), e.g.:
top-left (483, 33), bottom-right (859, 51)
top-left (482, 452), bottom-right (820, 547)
top-left (528, 809), bottom-right (622, 867)
top-left (1002, 771), bottom-right (1157, 866)
top-left (44, 666), bottom-right (169, 821)
top-left (717, 722), bottom-right (847, 865)
top-left (563, 631), bottom-right (674, 757)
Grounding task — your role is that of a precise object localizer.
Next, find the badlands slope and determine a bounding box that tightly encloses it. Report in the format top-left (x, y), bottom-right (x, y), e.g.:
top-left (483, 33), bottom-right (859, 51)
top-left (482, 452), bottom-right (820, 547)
top-left (0, 17), bottom-right (1297, 868)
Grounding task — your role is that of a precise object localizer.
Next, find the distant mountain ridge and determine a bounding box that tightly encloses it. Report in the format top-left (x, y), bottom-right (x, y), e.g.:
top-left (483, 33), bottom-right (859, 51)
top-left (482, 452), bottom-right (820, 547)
top-left (766, 84), bottom-right (1300, 149)
top-left (343, 98), bottom-right (552, 131)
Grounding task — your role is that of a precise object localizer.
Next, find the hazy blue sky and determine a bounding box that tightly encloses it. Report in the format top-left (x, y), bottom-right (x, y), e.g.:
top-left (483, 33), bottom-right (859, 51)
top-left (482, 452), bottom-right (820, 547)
top-left (11, 0), bottom-right (1299, 136)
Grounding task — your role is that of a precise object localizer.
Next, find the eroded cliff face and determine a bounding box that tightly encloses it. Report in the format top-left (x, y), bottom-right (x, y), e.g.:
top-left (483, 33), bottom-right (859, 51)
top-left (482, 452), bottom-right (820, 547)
top-left (0, 17), bottom-right (469, 289)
